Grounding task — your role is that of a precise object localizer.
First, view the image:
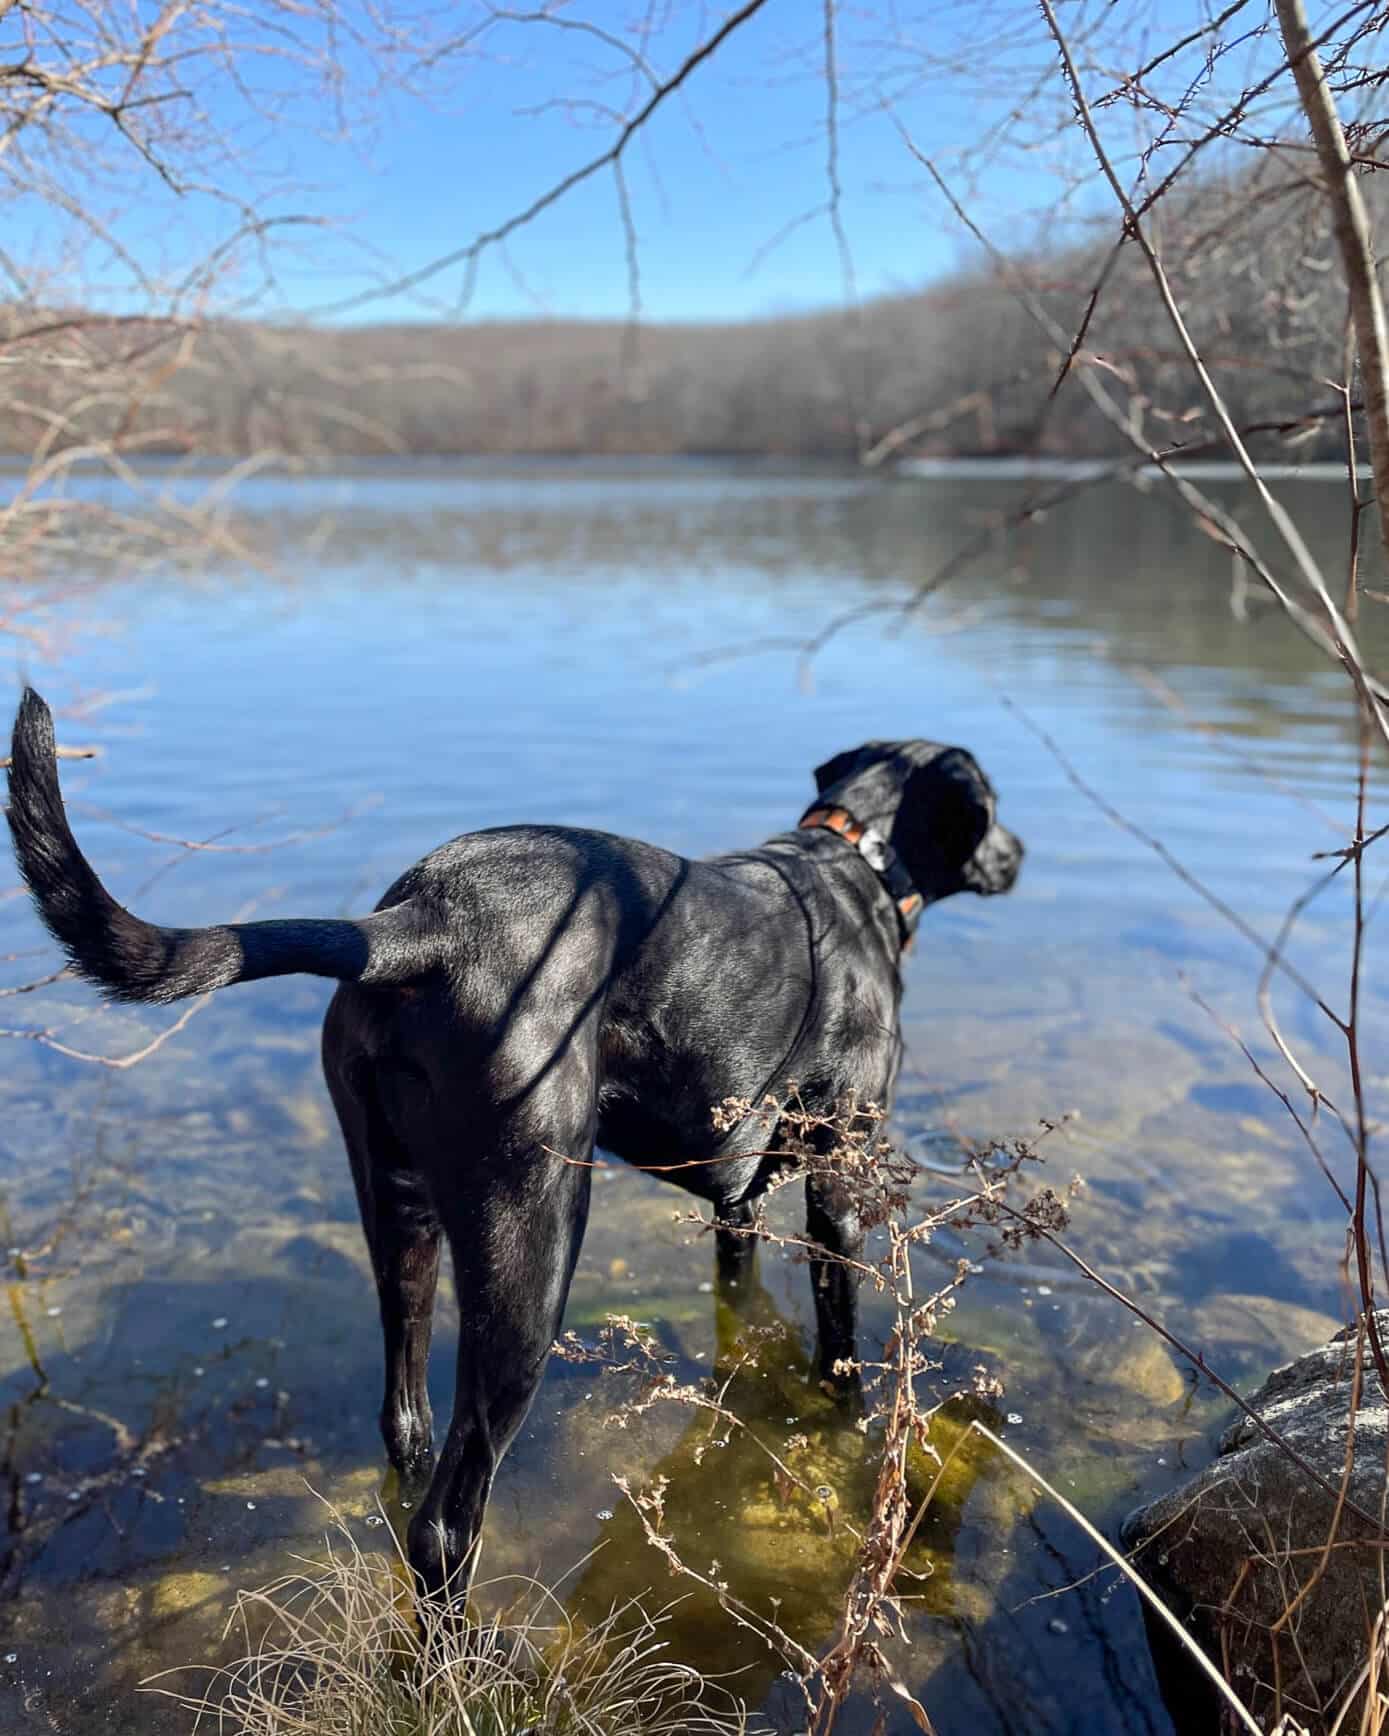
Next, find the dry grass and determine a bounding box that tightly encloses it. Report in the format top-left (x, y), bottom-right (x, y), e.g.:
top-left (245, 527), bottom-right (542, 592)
top-left (143, 1501), bottom-right (755, 1736)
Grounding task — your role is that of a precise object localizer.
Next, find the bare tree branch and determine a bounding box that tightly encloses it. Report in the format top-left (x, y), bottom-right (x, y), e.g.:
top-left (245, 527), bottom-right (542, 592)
top-left (1275, 0), bottom-right (1389, 583)
top-left (309, 0), bottom-right (773, 318)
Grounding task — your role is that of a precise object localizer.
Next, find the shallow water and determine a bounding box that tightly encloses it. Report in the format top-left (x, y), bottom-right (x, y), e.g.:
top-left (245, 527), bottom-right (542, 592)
top-left (0, 459), bottom-right (1384, 1734)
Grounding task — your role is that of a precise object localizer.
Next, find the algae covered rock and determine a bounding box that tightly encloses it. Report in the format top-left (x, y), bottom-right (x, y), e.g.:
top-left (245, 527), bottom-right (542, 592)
top-left (565, 1273), bottom-right (1003, 1700)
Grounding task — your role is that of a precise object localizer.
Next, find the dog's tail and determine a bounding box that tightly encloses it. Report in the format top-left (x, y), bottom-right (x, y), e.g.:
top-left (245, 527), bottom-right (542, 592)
top-left (6, 688), bottom-right (438, 1005)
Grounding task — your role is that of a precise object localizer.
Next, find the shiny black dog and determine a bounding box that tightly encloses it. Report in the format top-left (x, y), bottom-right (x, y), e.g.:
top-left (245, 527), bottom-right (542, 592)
top-left (6, 689), bottom-right (1021, 1598)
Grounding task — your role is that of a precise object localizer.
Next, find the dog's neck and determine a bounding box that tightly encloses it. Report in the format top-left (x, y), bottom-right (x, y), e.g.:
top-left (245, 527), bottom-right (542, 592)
top-left (798, 805), bottom-right (924, 949)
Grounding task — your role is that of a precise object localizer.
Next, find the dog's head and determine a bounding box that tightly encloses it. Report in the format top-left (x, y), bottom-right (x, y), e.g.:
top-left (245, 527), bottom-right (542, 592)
top-left (810, 741), bottom-right (1023, 905)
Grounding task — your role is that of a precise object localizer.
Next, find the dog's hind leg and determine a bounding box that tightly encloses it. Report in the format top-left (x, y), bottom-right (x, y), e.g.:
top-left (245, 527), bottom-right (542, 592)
top-left (406, 1082), bottom-right (596, 1603)
top-left (324, 1032), bottom-right (443, 1483)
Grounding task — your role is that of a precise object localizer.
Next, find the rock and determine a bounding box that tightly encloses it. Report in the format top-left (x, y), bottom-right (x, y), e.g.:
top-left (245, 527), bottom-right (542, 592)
top-left (1077, 1326), bottom-right (1187, 1409)
top-left (1121, 1311), bottom-right (1388, 1731)
top-left (1188, 1291), bottom-right (1344, 1371)
top-left (278, 1087), bottom-right (333, 1148)
top-left (146, 1569), bottom-right (228, 1627)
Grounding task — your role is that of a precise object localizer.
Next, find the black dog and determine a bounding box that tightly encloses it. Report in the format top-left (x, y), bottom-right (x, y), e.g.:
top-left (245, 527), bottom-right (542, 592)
top-left (5, 689), bottom-right (1021, 1598)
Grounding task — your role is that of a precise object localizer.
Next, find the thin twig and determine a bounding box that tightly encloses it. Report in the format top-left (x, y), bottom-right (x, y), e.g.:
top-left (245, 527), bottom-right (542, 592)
top-left (987, 1201), bottom-right (1381, 1530)
top-left (971, 1423), bottom-right (1265, 1736)
top-left (1038, 0), bottom-right (1389, 750)
top-left (310, 0), bottom-right (772, 318)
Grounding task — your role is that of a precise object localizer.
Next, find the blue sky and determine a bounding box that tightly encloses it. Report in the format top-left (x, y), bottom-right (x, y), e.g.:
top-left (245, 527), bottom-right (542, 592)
top-left (292, 2), bottom-right (1076, 322)
top-left (273, 1), bottom-right (1114, 322)
top-left (15, 0), bottom-right (1288, 325)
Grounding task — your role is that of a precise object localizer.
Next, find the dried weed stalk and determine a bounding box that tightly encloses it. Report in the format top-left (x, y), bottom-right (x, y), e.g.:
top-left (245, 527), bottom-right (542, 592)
top-left (559, 1090), bottom-right (1075, 1736)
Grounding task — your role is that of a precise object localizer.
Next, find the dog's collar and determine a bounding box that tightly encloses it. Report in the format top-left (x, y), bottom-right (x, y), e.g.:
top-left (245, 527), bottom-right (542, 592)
top-left (798, 805), bottom-right (924, 949)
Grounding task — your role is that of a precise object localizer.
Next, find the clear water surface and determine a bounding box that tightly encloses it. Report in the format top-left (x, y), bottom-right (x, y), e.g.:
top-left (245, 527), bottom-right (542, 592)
top-left (0, 459), bottom-right (1383, 1735)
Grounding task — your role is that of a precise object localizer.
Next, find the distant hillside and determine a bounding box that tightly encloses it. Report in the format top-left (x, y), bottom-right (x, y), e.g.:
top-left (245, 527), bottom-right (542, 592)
top-left (1, 158), bottom-right (1369, 465)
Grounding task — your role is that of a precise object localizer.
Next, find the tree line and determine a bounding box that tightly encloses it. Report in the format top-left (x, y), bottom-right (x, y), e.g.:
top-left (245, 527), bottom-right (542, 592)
top-left (2, 149), bottom-right (1373, 468)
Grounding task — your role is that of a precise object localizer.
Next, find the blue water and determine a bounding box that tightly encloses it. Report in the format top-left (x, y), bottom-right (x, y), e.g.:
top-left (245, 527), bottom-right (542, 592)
top-left (0, 460), bottom-right (1382, 1734)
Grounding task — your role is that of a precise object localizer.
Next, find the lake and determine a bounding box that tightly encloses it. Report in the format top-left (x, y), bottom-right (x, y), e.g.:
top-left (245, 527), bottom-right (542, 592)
top-left (0, 459), bottom-right (1383, 1735)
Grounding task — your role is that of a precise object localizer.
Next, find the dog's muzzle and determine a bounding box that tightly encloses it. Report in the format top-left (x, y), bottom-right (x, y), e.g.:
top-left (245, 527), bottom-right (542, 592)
top-left (964, 824), bottom-right (1024, 895)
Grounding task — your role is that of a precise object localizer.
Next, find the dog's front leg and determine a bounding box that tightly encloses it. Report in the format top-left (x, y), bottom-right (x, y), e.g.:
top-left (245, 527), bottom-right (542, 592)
top-left (805, 1168), bottom-right (864, 1399)
top-left (715, 1197), bottom-right (758, 1291)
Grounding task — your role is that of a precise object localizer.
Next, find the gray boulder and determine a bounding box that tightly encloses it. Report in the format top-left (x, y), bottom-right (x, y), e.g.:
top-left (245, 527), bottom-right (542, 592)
top-left (1122, 1314), bottom-right (1389, 1731)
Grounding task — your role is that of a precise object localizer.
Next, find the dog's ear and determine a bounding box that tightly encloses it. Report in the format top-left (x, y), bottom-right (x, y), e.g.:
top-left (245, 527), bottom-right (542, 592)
top-left (896, 749), bottom-right (992, 874)
top-left (813, 748), bottom-right (863, 796)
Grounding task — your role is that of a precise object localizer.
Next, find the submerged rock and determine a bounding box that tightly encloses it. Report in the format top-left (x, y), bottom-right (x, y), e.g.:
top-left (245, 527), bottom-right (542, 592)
top-left (1122, 1311), bottom-right (1386, 1731)
top-left (1074, 1323), bottom-right (1187, 1409)
top-left (1188, 1291), bottom-right (1344, 1370)
top-left (144, 1569), bottom-right (229, 1632)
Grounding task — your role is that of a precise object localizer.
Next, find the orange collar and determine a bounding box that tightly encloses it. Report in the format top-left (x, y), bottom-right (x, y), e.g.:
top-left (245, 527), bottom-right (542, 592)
top-left (798, 806), bottom-right (925, 950)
